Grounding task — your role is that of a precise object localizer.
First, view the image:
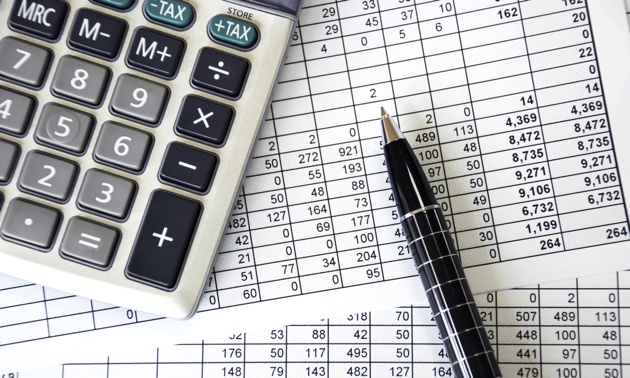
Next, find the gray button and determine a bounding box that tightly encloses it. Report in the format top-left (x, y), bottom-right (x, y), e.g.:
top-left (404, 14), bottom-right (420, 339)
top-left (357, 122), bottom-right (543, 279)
top-left (51, 55), bottom-right (111, 106)
top-left (0, 87), bottom-right (36, 136)
top-left (35, 103), bottom-right (95, 154)
top-left (0, 37), bottom-right (52, 88)
top-left (94, 121), bottom-right (153, 172)
top-left (0, 139), bottom-right (20, 184)
top-left (77, 169), bottom-right (136, 220)
top-left (18, 151), bottom-right (79, 202)
top-left (94, 122), bottom-right (152, 172)
top-left (110, 74), bottom-right (168, 125)
top-left (1, 199), bottom-right (61, 250)
top-left (60, 217), bottom-right (119, 269)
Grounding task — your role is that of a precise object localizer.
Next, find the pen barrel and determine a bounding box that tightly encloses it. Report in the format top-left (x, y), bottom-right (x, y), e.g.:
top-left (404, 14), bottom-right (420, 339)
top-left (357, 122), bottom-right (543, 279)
top-left (401, 208), bottom-right (501, 378)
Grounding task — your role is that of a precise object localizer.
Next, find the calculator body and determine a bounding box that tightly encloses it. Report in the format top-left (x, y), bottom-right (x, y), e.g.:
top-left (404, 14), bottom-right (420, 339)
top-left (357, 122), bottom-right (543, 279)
top-left (0, 0), bottom-right (301, 319)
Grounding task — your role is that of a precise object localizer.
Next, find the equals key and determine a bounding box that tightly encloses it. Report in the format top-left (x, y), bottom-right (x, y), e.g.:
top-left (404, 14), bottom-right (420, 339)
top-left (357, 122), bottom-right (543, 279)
top-left (159, 142), bottom-right (218, 193)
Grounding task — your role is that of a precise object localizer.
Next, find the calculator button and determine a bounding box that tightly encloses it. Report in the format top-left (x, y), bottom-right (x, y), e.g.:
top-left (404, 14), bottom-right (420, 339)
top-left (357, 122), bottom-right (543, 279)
top-left (18, 151), bottom-right (79, 202)
top-left (34, 103), bottom-right (95, 154)
top-left (144, 0), bottom-right (194, 29)
top-left (0, 87), bottom-right (36, 136)
top-left (191, 47), bottom-right (249, 98)
top-left (60, 217), bottom-right (120, 269)
top-left (68, 9), bottom-right (128, 60)
top-left (110, 74), bottom-right (168, 125)
top-left (0, 140), bottom-right (20, 185)
top-left (175, 95), bottom-right (233, 146)
top-left (77, 169), bottom-right (136, 220)
top-left (208, 15), bottom-right (258, 49)
top-left (126, 27), bottom-right (185, 79)
top-left (9, 0), bottom-right (69, 41)
top-left (51, 55), bottom-right (111, 107)
top-left (94, 121), bottom-right (152, 173)
top-left (1, 198), bottom-right (61, 250)
top-left (93, 0), bottom-right (135, 10)
top-left (159, 142), bottom-right (217, 193)
top-left (0, 37), bottom-right (52, 88)
top-left (126, 190), bottom-right (201, 289)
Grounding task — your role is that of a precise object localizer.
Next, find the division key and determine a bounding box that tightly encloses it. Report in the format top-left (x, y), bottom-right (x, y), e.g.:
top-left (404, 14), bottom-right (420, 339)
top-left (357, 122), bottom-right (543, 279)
top-left (126, 190), bottom-right (201, 290)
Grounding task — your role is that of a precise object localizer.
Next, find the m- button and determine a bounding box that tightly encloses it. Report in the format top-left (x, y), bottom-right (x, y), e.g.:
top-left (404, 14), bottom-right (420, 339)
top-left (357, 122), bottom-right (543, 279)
top-left (9, 0), bottom-right (69, 41)
top-left (68, 9), bottom-right (127, 60)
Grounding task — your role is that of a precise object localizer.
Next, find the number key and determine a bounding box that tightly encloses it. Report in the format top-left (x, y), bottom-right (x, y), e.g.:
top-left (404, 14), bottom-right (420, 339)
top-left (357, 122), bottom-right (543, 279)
top-left (18, 151), bottom-right (79, 202)
top-left (110, 74), bottom-right (168, 126)
top-left (0, 139), bottom-right (20, 184)
top-left (0, 37), bottom-right (52, 88)
top-left (77, 169), bottom-right (136, 220)
top-left (0, 87), bottom-right (36, 136)
top-left (51, 55), bottom-right (111, 107)
top-left (94, 121), bottom-right (153, 173)
top-left (34, 103), bottom-right (95, 154)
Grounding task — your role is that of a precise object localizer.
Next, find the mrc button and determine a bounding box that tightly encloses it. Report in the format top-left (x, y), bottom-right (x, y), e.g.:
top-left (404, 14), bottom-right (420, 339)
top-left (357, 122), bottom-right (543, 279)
top-left (208, 15), bottom-right (258, 49)
top-left (9, 0), bottom-right (69, 41)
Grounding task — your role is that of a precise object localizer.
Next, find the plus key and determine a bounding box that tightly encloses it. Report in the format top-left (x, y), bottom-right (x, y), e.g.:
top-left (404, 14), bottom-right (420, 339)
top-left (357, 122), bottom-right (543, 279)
top-left (126, 190), bottom-right (201, 289)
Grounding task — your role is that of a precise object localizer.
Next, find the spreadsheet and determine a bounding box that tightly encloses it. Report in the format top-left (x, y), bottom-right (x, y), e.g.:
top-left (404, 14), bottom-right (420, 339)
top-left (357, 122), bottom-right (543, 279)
top-left (18, 271), bottom-right (630, 378)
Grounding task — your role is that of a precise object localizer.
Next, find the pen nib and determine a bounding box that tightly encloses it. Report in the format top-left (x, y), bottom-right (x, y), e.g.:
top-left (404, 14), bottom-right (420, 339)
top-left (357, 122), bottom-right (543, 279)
top-left (380, 107), bottom-right (404, 144)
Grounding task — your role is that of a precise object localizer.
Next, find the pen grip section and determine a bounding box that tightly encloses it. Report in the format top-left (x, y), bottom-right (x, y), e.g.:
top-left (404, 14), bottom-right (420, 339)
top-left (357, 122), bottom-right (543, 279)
top-left (402, 209), bottom-right (501, 378)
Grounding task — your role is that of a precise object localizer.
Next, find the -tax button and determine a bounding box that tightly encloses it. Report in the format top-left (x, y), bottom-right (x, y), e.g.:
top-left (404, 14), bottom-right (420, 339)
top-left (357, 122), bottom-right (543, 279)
top-left (209, 15), bottom-right (258, 49)
top-left (144, 0), bottom-right (194, 29)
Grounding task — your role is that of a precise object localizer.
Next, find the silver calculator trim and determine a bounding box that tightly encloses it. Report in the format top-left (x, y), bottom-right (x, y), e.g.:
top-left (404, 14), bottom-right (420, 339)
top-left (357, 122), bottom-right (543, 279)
top-left (0, 0), bottom-right (298, 319)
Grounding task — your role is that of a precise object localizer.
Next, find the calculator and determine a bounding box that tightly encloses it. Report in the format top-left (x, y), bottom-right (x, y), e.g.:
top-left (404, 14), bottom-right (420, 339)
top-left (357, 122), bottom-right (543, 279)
top-left (0, 0), bottom-right (301, 319)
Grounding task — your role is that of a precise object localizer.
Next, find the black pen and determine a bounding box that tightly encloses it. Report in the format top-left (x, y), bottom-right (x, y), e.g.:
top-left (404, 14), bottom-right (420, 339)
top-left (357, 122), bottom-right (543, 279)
top-left (380, 108), bottom-right (502, 378)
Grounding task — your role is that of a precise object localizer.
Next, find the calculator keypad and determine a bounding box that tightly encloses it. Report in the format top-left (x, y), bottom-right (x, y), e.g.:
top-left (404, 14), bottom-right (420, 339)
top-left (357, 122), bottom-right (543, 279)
top-left (34, 103), bottom-right (95, 154)
top-left (0, 37), bottom-right (52, 88)
top-left (0, 87), bottom-right (36, 136)
top-left (77, 169), bottom-right (136, 220)
top-left (1, 199), bottom-right (62, 250)
top-left (18, 151), bottom-right (79, 202)
top-left (51, 55), bottom-right (111, 106)
top-left (110, 74), bottom-right (168, 125)
top-left (68, 8), bottom-right (127, 60)
top-left (0, 0), bottom-right (297, 318)
top-left (94, 121), bottom-right (152, 172)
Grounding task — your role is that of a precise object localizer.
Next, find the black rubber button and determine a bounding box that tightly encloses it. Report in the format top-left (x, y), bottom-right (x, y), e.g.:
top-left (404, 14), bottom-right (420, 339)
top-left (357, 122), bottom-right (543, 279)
top-left (126, 190), bottom-right (201, 289)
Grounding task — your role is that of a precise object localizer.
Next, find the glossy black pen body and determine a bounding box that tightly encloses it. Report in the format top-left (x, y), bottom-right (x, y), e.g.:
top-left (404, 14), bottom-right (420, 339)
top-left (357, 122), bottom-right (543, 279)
top-left (380, 107), bottom-right (502, 378)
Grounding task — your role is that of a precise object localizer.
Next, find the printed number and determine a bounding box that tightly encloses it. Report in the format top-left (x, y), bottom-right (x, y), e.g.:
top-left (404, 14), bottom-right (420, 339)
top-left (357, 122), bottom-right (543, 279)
top-left (71, 69), bottom-right (89, 90)
top-left (95, 182), bottom-right (114, 204)
top-left (130, 88), bottom-right (148, 108)
top-left (38, 165), bottom-right (56, 187)
top-left (0, 99), bottom-right (13, 119)
top-left (114, 136), bottom-right (131, 156)
top-left (13, 49), bottom-right (31, 69)
top-left (54, 116), bottom-right (73, 137)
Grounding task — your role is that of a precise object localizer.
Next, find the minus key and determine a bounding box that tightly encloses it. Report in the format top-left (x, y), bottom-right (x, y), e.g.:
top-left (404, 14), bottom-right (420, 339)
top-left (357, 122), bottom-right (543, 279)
top-left (159, 142), bottom-right (218, 193)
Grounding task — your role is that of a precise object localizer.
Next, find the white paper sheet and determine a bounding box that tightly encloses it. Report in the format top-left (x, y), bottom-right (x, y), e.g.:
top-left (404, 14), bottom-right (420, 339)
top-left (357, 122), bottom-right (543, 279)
top-left (2, 0), bottom-right (630, 372)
